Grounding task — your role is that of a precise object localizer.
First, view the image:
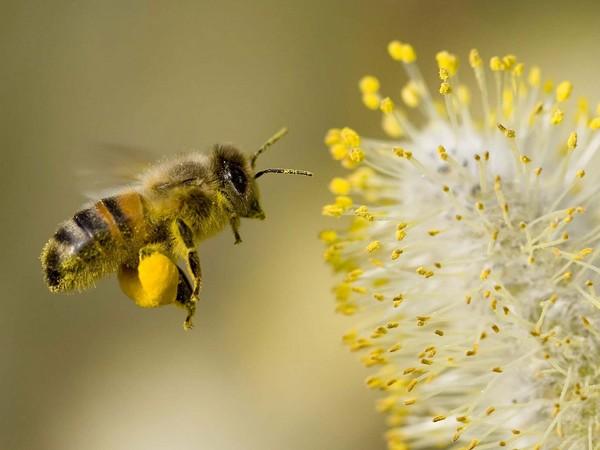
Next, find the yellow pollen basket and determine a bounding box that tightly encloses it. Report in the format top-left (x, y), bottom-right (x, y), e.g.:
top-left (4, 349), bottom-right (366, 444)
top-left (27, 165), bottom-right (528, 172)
top-left (118, 253), bottom-right (180, 308)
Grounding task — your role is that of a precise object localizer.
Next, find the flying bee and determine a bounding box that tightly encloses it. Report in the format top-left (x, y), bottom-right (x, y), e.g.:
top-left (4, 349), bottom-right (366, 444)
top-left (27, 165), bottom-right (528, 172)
top-left (40, 128), bottom-right (312, 329)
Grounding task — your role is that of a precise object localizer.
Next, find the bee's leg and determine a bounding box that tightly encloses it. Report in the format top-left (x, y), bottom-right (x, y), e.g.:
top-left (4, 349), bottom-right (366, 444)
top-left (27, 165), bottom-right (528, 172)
top-left (173, 218), bottom-right (202, 330)
top-left (229, 215), bottom-right (242, 245)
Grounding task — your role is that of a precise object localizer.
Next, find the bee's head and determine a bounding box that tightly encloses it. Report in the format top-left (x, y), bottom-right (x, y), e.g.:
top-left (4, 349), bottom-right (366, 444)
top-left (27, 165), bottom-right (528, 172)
top-left (212, 145), bottom-right (265, 219)
top-left (211, 128), bottom-right (312, 220)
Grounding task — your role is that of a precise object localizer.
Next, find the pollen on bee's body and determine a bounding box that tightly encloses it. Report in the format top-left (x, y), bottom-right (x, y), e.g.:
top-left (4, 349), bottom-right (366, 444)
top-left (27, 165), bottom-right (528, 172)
top-left (322, 40), bottom-right (600, 450)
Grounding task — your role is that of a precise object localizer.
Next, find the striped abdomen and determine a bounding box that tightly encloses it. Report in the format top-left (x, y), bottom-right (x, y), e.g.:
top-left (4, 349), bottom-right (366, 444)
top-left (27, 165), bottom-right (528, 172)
top-left (41, 192), bottom-right (148, 293)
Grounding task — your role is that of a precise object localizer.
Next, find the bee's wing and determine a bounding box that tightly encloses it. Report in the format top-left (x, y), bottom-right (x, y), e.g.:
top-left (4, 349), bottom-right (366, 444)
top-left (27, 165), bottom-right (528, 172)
top-left (76, 143), bottom-right (162, 200)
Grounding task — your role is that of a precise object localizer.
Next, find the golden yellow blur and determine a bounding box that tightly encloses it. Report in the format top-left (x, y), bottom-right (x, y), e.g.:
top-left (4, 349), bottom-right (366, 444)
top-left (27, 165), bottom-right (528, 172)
top-left (2, 1), bottom-right (600, 449)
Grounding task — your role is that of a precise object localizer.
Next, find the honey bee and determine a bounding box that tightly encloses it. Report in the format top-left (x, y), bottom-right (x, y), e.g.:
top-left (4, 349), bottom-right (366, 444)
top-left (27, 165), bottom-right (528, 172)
top-left (41, 128), bottom-right (312, 329)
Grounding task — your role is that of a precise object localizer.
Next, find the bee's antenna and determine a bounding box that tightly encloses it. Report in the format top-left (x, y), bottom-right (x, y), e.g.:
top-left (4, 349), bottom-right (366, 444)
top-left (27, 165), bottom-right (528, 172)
top-left (251, 127), bottom-right (289, 169)
top-left (254, 168), bottom-right (313, 179)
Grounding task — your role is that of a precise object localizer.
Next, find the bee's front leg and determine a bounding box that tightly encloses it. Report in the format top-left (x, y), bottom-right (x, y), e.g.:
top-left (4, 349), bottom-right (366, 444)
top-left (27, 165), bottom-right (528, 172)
top-left (172, 218), bottom-right (202, 330)
top-left (229, 215), bottom-right (242, 245)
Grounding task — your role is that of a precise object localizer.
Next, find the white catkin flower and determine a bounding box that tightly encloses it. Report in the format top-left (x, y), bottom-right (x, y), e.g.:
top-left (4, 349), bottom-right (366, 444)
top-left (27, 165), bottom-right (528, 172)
top-left (321, 42), bottom-right (600, 450)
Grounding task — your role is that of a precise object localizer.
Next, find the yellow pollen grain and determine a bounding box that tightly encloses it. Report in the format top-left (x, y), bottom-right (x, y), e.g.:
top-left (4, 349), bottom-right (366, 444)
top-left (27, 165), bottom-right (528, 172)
top-left (432, 415), bottom-right (446, 423)
top-left (556, 81), bottom-right (573, 102)
top-left (567, 132), bottom-right (578, 150)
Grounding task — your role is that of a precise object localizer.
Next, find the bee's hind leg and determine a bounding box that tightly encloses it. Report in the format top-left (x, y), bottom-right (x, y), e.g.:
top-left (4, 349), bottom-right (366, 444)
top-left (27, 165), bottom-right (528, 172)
top-left (173, 218), bottom-right (203, 330)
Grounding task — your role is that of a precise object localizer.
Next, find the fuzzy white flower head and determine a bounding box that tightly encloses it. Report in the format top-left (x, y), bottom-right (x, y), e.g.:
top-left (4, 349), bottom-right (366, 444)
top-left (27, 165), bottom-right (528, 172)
top-left (322, 42), bottom-right (600, 449)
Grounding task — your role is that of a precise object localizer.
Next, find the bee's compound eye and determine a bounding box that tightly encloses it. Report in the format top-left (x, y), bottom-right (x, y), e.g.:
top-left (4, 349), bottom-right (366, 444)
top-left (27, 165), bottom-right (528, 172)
top-left (229, 164), bottom-right (247, 194)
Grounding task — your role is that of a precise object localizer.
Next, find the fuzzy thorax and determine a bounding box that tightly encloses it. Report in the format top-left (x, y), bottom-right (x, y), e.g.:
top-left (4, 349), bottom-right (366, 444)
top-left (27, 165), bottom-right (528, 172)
top-left (323, 42), bottom-right (600, 449)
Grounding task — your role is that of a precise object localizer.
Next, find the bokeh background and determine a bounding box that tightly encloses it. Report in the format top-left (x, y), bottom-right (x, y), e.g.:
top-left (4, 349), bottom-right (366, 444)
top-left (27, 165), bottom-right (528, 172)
top-left (2, 1), bottom-right (600, 449)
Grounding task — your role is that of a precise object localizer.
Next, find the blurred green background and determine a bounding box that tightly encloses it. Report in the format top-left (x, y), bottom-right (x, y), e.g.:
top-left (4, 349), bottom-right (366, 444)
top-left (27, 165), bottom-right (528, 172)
top-left (2, 1), bottom-right (600, 449)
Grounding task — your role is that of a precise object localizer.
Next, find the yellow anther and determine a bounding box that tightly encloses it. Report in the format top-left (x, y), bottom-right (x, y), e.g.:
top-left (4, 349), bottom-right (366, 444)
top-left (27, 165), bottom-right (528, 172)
top-left (416, 267), bottom-right (434, 278)
top-left (543, 79), bottom-right (554, 94)
top-left (534, 167), bottom-right (542, 176)
top-left (394, 147), bottom-right (412, 159)
top-left (502, 54), bottom-right (516, 69)
top-left (439, 82), bottom-right (452, 95)
top-left (366, 240), bottom-right (382, 254)
top-left (512, 62), bottom-right (524, 76)
top-left (476, 201), bottom-right (485, 211)
top-left (434, 329), bottom-right (444, 336)
top-left (528, 66), bottom-right (541, 87)
top-left (334, 196), bottom-right (352, 209)
top-left (556, 81), bottom-right (573, 102)
top-left (437, 145), bottom-right (448, 161)
top-left (497, 123), bottom-right (516, 138)
top-left (345, 269), bottom-right (363, 282)
top-left (404, 398), bottom-right (416, 405)
top-left (457, 85), bottom-right (471, 105)
top-left (436, 51), bottom-right (458, 76)
top-left (391, 248), bottom-right (404, 260)
top-left (466, 439), bottom-right (480, 450)
top-left (428, 229), bottom-right (441, 236)
top-left (329, 143), bottom-right (347, 160)
top-left (401, 81), bottom-right (420, 108)
top-left (340, 127), bottom-right (360, 147)
top-left (577, 169), bottom-right (586, 178)
top-left (387, 40), bottom-right (416, 63)
top-left (382, 113), bottom-right (403, 138)
top-left (589, 117), bottom-right (600, 129)
top-left (322, 204), bottom-right (344, 217)
top-left (359, 75), bottom-right (380, 94)
top-left (380, 97), bottom-right (395, 114)
top-left (432, 415), bottom-right (446, 422)
top-left (492, 367), bottom-right (503, 373)
top-left (490, 56), bottom-right (505, 71)
top-left (362, 93), bottom-right (380, 110)
top-left (520, 155), bottom-right (531, 164)
top-left (550, 109), bottom-right (564, 125)
top-left (567, 132), bottom-right (578, 150)
top-left (324, 128), bottom-right (341, 146)
top-left (469, 48), bottom-right (482, 68)
top-left (491, 324), bottom-right (500, 333)
top-left (350, 148), bottom-right (364, 163)
top-left (328, 177), bottom-right (351, 195)
top-left (438, 67), bottom-right (449, 81)
top-left (399, 43), bottom-right (416, 63)
top-left (388, 343), bottom-right (401, 353)
top-left (406, 379), bottom-right (418, 392)
top-left (318, 230), bottom-right (337, 244)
